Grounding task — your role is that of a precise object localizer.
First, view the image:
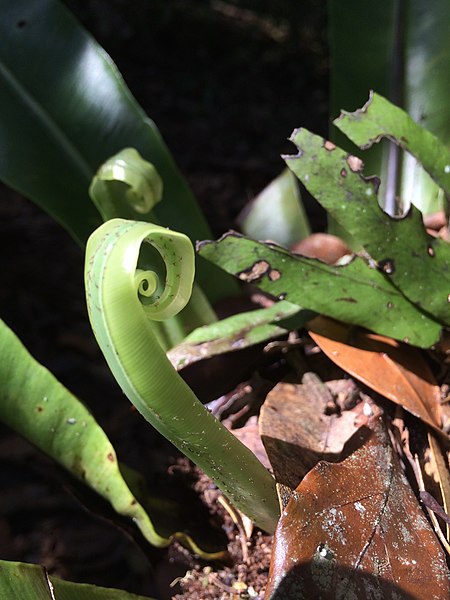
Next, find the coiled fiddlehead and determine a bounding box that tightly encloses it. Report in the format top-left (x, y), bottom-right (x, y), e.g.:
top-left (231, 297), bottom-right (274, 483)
top-left (89, 148), bottom-right (217, 348)
top-left (85, 218), bottom-right (279, 533)
top-left (89, 147), bottom-right (163, 221)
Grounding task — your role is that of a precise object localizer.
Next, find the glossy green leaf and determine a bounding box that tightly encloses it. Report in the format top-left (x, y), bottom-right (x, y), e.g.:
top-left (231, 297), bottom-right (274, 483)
top-left (197, 232), bottom-right (441, 348)
top-left (284, 128), bottom-right (450, 326)
top-left (0, 0), bottom-right (236, 302)
top-left (168, 300), bottom-right (307, 369)
top-left (329, 0), bottom-right (450, 214)
top-left (238, 169), bottom-right (311, 247)
top-left (0, 318), bottom-right (225, 558)
top-left (85, 219), bottom-right (280, 534)
top-left (335, 92), bottom-right (450, 198)
top-left (0, 559), bottom-right (154, 600)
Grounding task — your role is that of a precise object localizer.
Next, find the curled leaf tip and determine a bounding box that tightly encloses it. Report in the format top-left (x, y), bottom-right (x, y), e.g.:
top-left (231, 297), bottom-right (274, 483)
top-left (89, 148), bottom-right (163, 220)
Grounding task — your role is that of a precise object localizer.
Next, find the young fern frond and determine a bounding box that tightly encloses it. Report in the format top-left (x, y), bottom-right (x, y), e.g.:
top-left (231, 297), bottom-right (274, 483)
top-left (84, 218), bottom-right (280, 533)
top-left (88, 148), bottom-right (216, 347)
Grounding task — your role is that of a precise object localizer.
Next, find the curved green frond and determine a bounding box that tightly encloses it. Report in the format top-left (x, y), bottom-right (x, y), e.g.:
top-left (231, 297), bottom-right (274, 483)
top-left (85, 219), bottom-right (279, 533)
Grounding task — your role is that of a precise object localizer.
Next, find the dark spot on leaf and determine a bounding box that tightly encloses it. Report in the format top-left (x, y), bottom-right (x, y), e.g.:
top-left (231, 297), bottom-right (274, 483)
top-left (36, 405), bottom-right (44, 412)
top-left (268, 269), bottom-right (281, 281)
top-left (335, 297), bottom-right (357, 303)
top-left (324, 140), bottom-right (336, 151)
top-left (378, 258), bottom-right (395, 275)
top-left (361, 174), bottom-right (380, 194)
top-left (130, 499), bottom-right (137, 506)
top-left (107, 452), bottom-right (115, 462)
top-left (427, 245), bottom-right (435, 257)
top-left (346, 155), bottom-right (363, 172)
top-left (16, 19), bottom-right (27, 29)
top-left (237, 260), bottom-right (270, 283)
top-left (340, 168), bottom-right (347, 178)
top-left (386, 302), bottom-right (394, 309)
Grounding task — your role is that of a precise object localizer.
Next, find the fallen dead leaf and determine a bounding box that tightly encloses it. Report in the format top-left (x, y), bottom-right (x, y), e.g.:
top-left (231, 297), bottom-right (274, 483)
top-left (307, 316), bottom-right (444, 437)
top-left (265, 417), bottom-right (450, 600)
top-left (229, 415), bottom-right (271, 470)
top-left (259, 372), bottom-right (371, 489)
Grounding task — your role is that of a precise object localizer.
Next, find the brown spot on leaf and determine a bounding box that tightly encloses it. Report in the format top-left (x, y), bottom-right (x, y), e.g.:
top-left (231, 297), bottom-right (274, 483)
top-left (378, 258), bottom-right (395, 274)
top-left (237, 260), bottom-right (270, 282)
top-left (268, 269), bottom-right (281, 281)
top-left (340, 168), bottom-right (347, 178)
top-left (363, 174), bottom-right (381, 195)
top-left (36, 405), bottom-right (44, 412)
top-left (346, 155), bottom-right (363, 172)
top-left (335, 297), bottom-right (357, 303)
top-left (387, 302), bottom-right (394, 309)
top-left (324, 140), bottom-right (336, 151)
top-left (107, 452), bottom-right (115, 462)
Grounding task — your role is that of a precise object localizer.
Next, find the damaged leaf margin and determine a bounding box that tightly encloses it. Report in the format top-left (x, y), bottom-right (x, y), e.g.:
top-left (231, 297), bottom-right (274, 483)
top-left (284, 127), bottom-right (450, 326)
top-left (197, 232), bottom-right (441, 348)
top-left (334, 91), bottom-right (450, 198)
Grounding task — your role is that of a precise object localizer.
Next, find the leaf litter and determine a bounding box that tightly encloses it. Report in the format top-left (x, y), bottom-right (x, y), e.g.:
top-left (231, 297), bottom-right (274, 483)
top-left (264, 414), bottom-right (450, 600)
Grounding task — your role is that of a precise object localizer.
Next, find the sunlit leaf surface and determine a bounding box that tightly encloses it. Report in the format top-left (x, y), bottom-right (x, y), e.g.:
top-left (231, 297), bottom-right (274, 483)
top-left (198, 232), bottom-right (441, 347)
top-left (285, 128), bottom-right (450, 326)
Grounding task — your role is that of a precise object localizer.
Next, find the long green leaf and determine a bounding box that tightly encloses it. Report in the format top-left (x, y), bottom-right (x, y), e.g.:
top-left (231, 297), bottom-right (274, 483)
top-left (284, 128), bottom-right (450, 326)
top-left (197, 232), bottom-right (441, 348)
top-left (0, 559), bottom-right (154, 600)
top-left (0, 318), bottom-right (224, 557)
top-left (85, 219), bottom-right (280, 533)
top-left (0, 0), bottom-right (236, 302)
top-left (329, 0), bottom-right (450, 214)
top-left (168, 300), bottom-right (306, 369)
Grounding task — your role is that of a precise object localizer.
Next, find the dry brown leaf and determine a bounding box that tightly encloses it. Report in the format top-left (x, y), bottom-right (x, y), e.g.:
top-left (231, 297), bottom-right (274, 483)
top-left (228, 415), bottom-right (271, 470)
top-left (265, 417), bottom-right (450, 600)
top-left (259, 373), bottom-right (371, 489)
top-left (307, 316), bottom-right (444, 436)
